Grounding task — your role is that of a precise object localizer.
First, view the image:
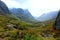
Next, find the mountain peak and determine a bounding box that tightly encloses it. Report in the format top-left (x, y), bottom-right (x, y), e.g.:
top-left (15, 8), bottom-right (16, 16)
top-left (9, 8), bottom-right (35, 22)
top-left (0, 1), bottom-right (10, 15)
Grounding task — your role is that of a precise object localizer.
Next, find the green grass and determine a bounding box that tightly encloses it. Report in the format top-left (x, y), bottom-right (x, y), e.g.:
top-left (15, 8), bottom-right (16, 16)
top-left (0, 14), bottom-right (59, 40)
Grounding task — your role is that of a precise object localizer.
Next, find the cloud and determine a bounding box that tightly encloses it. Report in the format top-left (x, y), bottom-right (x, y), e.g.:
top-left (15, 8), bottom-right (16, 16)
top-left (1, 0), bottom-right (60, 17)
top-left (1, 0), bottom-right (21, 8)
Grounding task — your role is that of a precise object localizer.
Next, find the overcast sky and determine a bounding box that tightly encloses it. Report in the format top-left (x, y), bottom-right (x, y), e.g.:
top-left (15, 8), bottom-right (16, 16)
top-left (1, 0), bottom-right (60, 17)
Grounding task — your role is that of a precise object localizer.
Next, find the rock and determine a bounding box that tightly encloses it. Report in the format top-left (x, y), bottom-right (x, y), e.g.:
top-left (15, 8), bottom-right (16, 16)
top-left (7, 23), bottom-right (15, 28)
top-left (0, 0), bottom-right (10, 15)
top-left (54, 10), bottom-right (60, 30)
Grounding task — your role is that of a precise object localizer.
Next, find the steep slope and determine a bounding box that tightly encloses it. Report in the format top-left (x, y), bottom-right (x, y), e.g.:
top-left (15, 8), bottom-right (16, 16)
top-left (24, 9), bottom-right (35, 21)
top-left (54, 10), bottom-right (60, 30)
top-left (0, 1), bottom-right (10, 15)
top-left (37, 11), bottom-right (58, 21)
top-left (24, 9), bottom-right (34, 18)
top-left (9, 8), bottom-right (35, 22)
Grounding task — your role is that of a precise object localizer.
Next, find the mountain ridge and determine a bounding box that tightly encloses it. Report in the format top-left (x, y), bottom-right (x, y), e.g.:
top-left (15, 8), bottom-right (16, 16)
top-left (9, 8), bottom-right (36, 22)
top-left (0, 1), bottom-right (10, 15)
top-left (37, 11), bottom-right (58, 21)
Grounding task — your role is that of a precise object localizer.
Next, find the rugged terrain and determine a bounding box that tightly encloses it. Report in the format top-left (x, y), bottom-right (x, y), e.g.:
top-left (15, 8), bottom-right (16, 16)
top-left (0, 0), bottom-right (60, 40)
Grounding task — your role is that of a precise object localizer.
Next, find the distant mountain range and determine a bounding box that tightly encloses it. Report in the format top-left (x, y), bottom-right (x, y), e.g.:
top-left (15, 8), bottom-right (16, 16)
top-left (0, 0), bottom-right (59, 22)
top-left (9, 8), bottom-right (35, 22)
top-left (0, 0), bottom-right (60, 32)
top-left (0, 0), bottom-right (35, 22)
top-left (37, 11), bottom-right (58, 21)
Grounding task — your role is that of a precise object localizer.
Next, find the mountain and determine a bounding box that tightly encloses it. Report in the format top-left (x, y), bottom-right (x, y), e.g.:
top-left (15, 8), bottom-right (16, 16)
top-left (0, 0), bottom-right (36, 23)
top-left (24, 9), bottom-right (35, 21)
top-left (9, 8), bottom-right (35, 22)
top-left (0, 0), bottom-right (10, 15)
top-left (37, 11), bottom-right (58, 21)
top-left (0, 1), bottom-right (35, 39)
top-left (24, 9), bottom-right (34, 19)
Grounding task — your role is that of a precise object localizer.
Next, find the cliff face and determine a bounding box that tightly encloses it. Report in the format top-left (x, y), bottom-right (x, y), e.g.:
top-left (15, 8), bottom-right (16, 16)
top-left (0, 1), bottom-right (10, 15)
top-left (54, 11), bottom-right (60, 30)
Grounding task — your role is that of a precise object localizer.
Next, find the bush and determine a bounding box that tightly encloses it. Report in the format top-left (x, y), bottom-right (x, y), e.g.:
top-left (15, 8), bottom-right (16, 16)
top-left (23, 33), bottom-right (43, 40)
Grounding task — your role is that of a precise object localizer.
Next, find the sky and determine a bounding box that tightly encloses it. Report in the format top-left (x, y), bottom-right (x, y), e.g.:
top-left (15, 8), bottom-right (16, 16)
top-left (1, 0), bottom-right (60, 17)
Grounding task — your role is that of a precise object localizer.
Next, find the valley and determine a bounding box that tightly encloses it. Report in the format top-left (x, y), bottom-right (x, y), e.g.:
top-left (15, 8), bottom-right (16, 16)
top-left (0, 14), bottom-right (56, 40)
top-left (0, 0), bottom-right (60, 40)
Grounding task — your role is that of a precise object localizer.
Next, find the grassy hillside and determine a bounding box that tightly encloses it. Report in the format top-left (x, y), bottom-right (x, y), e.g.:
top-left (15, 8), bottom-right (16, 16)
top-left (0, 14), bottom-right (43, 40)
top-left (0, 13), bottom-right (59, 40)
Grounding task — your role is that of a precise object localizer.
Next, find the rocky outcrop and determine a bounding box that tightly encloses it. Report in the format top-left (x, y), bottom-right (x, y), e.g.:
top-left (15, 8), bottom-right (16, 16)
top-left (54, 10), bottom-right (60, 30)
top-left (0, 0), bottom-right (10, 15)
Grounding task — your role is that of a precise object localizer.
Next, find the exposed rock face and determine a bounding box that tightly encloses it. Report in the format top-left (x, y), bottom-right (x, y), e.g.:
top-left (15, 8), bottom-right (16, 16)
top-left (0, 1), bottom-right (10, 14)
top-left (54, 10), bottom-right (60, 30)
